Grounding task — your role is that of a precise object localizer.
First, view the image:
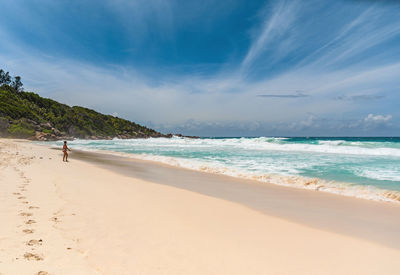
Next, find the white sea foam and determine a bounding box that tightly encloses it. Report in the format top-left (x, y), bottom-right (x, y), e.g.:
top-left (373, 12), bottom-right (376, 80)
top-left (131, 153), bottom-right (400, 203)
top-left (355, 169), bottom-right (400, 182)
top-left (55, 145), bottom-right (400, 204)
top-left (43, 137), bottom-right (400, 203)
top-left (318, 140), bottom-right (347, 146)
top-left (104, 136), bottom-right (400, 157)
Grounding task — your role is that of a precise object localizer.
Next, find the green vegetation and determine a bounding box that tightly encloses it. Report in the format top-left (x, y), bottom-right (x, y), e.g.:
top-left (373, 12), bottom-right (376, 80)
top-left (0, 69), bottom-right (23, 92)
top-left (0, 70), bottom-right (164, 140)
top-left (7, 121), bottom-right (36, 138)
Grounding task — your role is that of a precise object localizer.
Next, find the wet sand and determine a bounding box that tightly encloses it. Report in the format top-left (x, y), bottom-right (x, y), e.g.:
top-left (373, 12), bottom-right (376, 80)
top-left (73, 149), bottom-right (400, 249)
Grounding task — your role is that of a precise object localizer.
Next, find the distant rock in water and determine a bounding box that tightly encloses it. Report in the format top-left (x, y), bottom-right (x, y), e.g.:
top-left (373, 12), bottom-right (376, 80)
top-left (166, 133), bottom-right (200, 139)
top-left (0, 84), bottom-right (167, 140)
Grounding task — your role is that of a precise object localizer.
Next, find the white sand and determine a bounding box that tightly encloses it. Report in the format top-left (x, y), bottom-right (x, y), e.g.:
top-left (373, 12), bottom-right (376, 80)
top-left (1, 138), bottom-right (399, 275)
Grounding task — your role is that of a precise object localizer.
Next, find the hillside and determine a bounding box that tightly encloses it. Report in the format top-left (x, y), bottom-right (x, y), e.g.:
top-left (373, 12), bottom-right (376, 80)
top-left (0, 85), bottom-right (166, 140)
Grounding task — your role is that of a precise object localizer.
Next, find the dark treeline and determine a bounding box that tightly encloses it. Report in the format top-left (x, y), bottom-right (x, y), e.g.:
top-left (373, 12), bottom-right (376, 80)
top-left (0, 69), bottom-right (23, 92)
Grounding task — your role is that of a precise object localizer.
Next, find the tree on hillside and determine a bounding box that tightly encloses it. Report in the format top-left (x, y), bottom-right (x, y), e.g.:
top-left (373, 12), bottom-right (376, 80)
top-left (0, 69), bottom-right (23, 92)
top-left (0, 69), bottom-right (12, 85)
top-left (12, 76), bottom-right (23, 92)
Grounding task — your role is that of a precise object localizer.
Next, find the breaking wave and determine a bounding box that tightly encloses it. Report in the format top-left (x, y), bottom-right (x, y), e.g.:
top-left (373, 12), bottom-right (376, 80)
top-left (44, 136), bottom-right (400, 204)
top-left (123, 152), bottom-right (400, 203)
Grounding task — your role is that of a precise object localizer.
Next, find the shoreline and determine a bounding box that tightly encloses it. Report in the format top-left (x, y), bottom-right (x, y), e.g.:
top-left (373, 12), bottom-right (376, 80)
top-left (42, 139), bottom-right (400, 204)
top-left (69, 148), bottom-right (400, 250)
top-left (2, 138), bottom-right (400, 274)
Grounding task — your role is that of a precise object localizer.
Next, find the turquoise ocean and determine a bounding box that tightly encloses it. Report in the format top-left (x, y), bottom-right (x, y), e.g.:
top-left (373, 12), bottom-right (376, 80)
top-left (48, 137), bottom-right (400, 203)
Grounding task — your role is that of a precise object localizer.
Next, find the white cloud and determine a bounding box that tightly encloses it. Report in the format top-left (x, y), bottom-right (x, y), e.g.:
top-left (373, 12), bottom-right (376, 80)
top-left (1, 0), bottom-right (400, 136)
top-left (364, 114), bottom-right (392, 123)
top-left (1, 47), bottom-right (399, 135)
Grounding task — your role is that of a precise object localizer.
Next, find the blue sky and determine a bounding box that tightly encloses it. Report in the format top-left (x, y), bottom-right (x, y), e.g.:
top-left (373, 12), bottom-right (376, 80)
top-left (1, 0), bottom-right (400, 136)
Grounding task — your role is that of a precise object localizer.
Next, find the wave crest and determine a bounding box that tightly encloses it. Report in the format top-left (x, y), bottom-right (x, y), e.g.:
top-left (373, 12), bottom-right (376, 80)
top-left (96, 150), bottom-right (400, 204)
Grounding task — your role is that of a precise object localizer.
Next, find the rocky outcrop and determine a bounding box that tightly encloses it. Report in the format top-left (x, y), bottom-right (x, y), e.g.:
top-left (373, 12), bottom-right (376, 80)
top-left (166, 133), bottom-right (200, 139)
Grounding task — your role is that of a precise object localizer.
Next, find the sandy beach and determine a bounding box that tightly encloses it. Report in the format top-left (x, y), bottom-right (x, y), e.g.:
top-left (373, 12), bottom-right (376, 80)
top-left (1, 138), bottom-right (400, 275)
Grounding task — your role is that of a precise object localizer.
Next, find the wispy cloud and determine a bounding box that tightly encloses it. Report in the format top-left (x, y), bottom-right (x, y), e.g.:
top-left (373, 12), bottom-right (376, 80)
top-left (257, 91), bottom-right (309, 98)
top-left (335, 94), bottom-right (385, 101)
top-left (295, 7), bottom-right (375, 68)
top-left (304, 6), bottom-right (400, 69)
top-left (241, 0), bottom-right (299, 70)
top-left (1, 0), bottom-right (400, 136)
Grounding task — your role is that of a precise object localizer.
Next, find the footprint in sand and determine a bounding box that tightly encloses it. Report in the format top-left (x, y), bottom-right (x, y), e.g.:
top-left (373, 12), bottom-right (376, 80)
top-left (29, 206), bottom-right (40, 210)
top-left (25, 220), bottom-right (36, 225)
top-left (23, 252), bottom-right (43, 261)
top-left (17, 196), bottom-right (26, 200)
top-left (22, 229), bottom-right (34, 234)
top-left (37, 271), bottom-right (49, 275)
top-left (21, 201), bottom-right (29, 204)
top-left (19, 212), bottom-right (33, 217)
top-left (51, 217), bottom-right (60, 223)
top-left (13, 192), bottom-right (21, 195)
top-left (27, 239), bottom-right (43, 246)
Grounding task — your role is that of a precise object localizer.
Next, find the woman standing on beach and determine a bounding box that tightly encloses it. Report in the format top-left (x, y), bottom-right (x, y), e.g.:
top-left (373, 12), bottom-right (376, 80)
top-left (63, 141), bottom-right (71, 162)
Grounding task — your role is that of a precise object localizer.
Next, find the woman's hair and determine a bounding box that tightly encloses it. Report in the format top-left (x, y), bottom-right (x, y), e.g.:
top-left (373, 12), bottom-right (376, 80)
top-left (64, 141), bottom-right (67, 143)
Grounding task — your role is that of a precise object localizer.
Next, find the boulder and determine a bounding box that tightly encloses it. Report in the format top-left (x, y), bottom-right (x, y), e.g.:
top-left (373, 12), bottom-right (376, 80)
top-left (34, 131), bottom-right (58, 141)
top-left (52, 128), bottom-right (62, 136)
top-left (40, 122), bottom-right (52, 129)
